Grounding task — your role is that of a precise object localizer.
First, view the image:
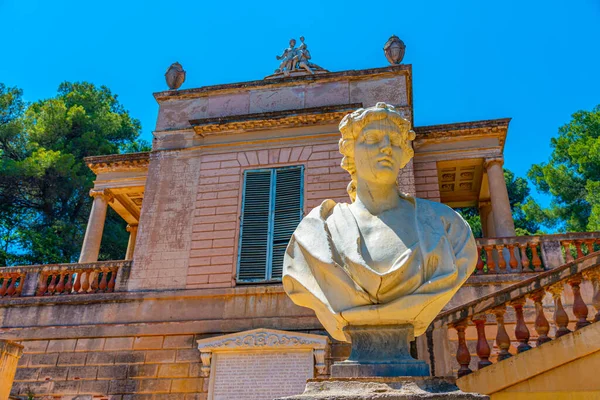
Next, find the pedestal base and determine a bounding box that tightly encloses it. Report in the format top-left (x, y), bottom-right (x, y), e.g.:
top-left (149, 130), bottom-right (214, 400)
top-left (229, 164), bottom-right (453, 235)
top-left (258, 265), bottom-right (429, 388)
top-left (332, 324), bottom-right (430, 377)
top-left (276, 377), bottom-right (489, 399)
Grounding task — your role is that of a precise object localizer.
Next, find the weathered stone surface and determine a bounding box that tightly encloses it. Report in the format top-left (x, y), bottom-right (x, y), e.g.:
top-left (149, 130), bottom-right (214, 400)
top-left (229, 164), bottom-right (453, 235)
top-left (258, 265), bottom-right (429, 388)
top-left (276, 377), bottom-right (488, 399)
top-left (331, 325), bottom-right (429, 378)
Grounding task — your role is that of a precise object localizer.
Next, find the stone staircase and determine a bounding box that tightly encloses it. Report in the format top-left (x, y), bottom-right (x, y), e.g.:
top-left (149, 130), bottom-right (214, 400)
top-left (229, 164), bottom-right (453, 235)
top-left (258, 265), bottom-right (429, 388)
top-left (430, 251), bottom-right (600, 398)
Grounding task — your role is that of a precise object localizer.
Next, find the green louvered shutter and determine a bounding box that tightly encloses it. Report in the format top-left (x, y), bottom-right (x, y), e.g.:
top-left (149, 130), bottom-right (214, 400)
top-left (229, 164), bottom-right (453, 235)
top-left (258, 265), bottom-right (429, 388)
top-left (271, 166), bottom-right (304, 280)
top-left (237, 166), bottom-right (304, 282)
top-left (238, 170), bottom-right (272, 281)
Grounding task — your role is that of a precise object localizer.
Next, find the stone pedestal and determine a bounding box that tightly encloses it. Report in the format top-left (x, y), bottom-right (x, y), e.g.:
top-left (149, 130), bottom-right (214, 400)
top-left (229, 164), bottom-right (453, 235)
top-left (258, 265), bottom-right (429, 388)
top-left (331, 324), bottom-right (430, 378)
top-left (276, 377), bottom-right (488, 399)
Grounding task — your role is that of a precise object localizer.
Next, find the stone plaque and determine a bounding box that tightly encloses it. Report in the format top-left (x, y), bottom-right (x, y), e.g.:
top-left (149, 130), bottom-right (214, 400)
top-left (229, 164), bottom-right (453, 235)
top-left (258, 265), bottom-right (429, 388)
top-left (197, 329), bottom-right (328, 400)
top-left (210, 350), bottom-right (313, 400)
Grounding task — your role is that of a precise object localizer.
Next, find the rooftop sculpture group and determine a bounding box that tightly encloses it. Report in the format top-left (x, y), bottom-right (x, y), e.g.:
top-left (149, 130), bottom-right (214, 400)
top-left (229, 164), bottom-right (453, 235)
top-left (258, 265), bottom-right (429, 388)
top-left (272, 37), bottom-right (328, 77)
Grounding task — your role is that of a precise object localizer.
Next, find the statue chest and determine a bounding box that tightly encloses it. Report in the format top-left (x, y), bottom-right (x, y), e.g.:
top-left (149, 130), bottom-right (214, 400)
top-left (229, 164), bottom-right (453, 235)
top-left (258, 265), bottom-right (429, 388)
top-left (354, 211), bottom-right (418, 273)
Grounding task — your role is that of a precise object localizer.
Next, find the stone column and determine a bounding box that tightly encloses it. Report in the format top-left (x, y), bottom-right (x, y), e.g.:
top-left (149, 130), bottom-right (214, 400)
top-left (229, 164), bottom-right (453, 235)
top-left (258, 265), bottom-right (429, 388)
top-left (79, 189), bottom-right (113, 263)
top-left (478, 201), bottom-right (497, 238)
top-left (0, 340), bottom-right (23, 400)
top-left (125, 224), bottom-right (138, 260)
top-left (484, 158), bottom-right (515, 237)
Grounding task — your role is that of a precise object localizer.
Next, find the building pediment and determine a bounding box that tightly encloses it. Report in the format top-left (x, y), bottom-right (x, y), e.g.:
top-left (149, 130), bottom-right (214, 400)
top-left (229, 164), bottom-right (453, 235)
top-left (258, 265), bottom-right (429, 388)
top-left (196, 328), bottom-right (328, 352)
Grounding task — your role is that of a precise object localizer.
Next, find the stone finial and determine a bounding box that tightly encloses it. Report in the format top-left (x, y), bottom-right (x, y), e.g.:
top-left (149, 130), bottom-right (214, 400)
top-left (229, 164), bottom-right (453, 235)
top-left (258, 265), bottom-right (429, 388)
top-left (266, 37), bottom-right (329, 79)
top-left (165, 62), bottom-right (186, 90)
top-left (383, 35), bottom-right (406, 65)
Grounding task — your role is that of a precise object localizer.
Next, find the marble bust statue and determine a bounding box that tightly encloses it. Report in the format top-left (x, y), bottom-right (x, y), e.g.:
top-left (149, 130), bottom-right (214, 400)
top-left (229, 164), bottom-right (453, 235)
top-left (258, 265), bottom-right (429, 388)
top-left (282, 103), bottom-right (477, 376)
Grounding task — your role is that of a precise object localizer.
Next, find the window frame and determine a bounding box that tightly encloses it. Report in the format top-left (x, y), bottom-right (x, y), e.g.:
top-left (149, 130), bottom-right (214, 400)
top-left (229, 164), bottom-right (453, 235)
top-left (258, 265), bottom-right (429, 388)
top-left (236, 165), bottom-right (305, 284)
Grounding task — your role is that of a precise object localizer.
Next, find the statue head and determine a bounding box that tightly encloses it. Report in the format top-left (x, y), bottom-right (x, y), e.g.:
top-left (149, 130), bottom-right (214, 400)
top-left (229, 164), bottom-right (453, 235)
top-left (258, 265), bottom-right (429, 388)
top-left (289, 38), bottom-right (297, 48)
top-left (339, 103), bottom-right (415, 201)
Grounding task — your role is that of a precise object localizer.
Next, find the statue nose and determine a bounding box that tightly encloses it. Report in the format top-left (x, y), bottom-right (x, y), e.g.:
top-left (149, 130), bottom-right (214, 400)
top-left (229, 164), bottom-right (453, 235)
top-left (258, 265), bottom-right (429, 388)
top-left (380, 136), bottom-right (392, 155)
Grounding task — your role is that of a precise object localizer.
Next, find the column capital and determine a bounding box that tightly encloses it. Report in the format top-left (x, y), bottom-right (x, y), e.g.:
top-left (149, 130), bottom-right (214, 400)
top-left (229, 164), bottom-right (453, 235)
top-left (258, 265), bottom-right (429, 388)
top-left (126, 224), bottom-right (138, 232)
top-left (484, 157), bottom-right (504, 170)
top-left (89, 189), bottom-right (114, 203)
top-left (478, 200), bottom-right (492, 208)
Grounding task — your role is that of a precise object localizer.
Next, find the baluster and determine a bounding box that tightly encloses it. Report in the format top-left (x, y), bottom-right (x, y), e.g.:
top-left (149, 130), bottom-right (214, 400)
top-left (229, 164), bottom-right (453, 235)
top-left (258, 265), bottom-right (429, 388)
top-left (519, 244), bottom-right (530, 270)
top-left (507, 244), bottom-right (519, 270)
top-left (492, 306), bottom-right (512, 361)
top-left (453, 321), bottom-right (472, 377)
top-left (484, 245), bottom-right (496, 273)
top-left (0, 275), bottom-right (8, 297)
top-left (99, 267), bottom-right (109, 292)
top-left (510, 298), bottom-right (531, 353)
top-left (107, 267), bottom-right (118, 293)
top-left (90, 269), bottom-right (99, 293)
top-left (37, 271), bottom-right (48, 296)
top-left (548, 283), bottom-right (571, 338)
top-left (561, 240), bottom-right (574, 263)
top-left (6, 273), bottom-right (17, 296)
top-left (569, 276), bottom-right (590, 330)
top-left (530, 242), bottom-right (543, 272)
top-left (583, 269), bottom-right (600, 322)
top-left (81, 269), bottom-right (90, 293)
top-left (472, 314), bottom-right (491, 369)
top-left (55, 271), bottom-right (66, 294)
top-left (575, 240), bottom-right (585, 259)
top-left (15, 273), bottom-right (25, 297)
top-left (495, 244), bottom-right (507, 272)
top-left (476, 246), bottom-right (484, 274)
top-left (64, 271), bottom-right (73, 294)
top-left (585, 239), bottom-right (596, 255)
top-left (73, 270), bottom-right (82, 293)
top-left (530, 290), bottom-right (551, 345)
top-left (47, 272), bottom-right (58, 295)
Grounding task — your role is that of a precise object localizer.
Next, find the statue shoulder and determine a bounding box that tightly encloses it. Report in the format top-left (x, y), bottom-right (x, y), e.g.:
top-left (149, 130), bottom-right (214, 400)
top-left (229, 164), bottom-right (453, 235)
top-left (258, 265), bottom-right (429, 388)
top-left (304, 199), bottom-right (339, 222)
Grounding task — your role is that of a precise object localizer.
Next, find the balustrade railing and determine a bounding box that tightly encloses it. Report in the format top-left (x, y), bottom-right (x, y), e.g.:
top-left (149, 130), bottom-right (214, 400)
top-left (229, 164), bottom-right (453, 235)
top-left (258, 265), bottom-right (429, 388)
top-left (474, 232), bottom-right (600, 274)
top-left (433, 251), bottom-right (600, 378)
top-left (0, 260), bottom-right (131, 298)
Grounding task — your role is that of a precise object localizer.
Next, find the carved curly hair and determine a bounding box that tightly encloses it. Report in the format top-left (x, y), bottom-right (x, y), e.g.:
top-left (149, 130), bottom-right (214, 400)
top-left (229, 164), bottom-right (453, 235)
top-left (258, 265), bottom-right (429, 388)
top-left (338, 102), bottom-right (416, 202)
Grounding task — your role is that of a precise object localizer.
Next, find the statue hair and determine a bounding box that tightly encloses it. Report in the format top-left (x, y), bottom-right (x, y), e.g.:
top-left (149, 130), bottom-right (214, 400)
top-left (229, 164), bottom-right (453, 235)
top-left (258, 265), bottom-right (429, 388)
top-left (338, 102), bottom-right (416, 202)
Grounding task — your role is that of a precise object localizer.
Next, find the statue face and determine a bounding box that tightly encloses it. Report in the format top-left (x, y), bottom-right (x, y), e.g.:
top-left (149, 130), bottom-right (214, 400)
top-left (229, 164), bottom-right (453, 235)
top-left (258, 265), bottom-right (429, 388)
top-left (354, 118), bottom-right (407, 185)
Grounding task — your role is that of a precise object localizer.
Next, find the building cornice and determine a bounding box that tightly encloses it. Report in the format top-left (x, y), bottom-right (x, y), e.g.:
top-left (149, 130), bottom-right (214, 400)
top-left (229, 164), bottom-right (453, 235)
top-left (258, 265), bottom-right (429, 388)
top-left (84, 152), bottom-right (150, 174)
top-left (414, 118), bottom-right (510, 148)
top-left (153, 65), bottom-right (412, 102)
top-left (190, 103), bottom-right (365, 136)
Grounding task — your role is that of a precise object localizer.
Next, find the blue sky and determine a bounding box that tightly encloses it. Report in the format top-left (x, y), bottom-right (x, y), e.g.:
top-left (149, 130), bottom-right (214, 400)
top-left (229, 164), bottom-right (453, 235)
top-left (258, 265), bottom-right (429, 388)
top-left (1, 0), bottom-right (599, 203)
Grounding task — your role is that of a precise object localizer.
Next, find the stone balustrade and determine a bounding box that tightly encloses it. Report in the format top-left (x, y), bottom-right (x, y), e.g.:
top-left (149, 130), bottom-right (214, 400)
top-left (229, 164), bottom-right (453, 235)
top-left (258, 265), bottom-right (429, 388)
top-left (474, 232), bottom-right (600, 274)
top-left (0, 260), bottom-right (131, 298)
top-left (432, 251), bottom-right (600, 378)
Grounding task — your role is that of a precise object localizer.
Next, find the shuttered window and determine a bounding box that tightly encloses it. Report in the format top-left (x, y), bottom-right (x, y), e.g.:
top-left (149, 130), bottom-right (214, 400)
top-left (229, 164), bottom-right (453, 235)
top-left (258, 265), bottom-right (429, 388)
top-left (237, 166), bottom-right (304, 282)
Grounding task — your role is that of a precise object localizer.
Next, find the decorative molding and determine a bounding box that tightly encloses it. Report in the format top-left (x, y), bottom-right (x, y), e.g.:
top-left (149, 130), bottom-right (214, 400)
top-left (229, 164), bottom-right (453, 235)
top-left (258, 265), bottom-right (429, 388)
top-left (85, 152), bottom-right (150, 174)
top-left (414, 118), bottom-right (510, 149)
top-left (196, 328), bottom-right (328, 377)
top-left (190, 104), bottom-right (365, 136)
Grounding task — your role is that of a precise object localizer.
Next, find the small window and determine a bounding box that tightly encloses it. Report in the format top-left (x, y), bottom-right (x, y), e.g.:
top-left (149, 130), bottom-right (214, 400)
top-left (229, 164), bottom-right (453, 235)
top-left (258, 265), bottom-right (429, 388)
top-left (237, 166), bottom-right (304, 282)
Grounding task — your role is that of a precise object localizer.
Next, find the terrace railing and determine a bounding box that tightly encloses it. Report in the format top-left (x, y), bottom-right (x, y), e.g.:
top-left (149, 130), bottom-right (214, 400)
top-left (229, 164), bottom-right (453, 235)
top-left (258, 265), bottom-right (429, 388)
top-left (432, 251), bottom-right (600, 377)
top-left (474, 232), bottom-right (600, 274)
top-left (0, 260), bottom-right (131, 298)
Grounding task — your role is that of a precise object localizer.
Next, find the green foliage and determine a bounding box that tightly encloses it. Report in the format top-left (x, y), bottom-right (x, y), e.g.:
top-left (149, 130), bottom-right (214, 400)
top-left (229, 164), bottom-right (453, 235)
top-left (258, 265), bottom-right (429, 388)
top-left (528, 105), bottom-right (600, 232)
top-left (0, 82), bottom-right (150, 265)
top-left (456, 168), bottom-right (543, 237)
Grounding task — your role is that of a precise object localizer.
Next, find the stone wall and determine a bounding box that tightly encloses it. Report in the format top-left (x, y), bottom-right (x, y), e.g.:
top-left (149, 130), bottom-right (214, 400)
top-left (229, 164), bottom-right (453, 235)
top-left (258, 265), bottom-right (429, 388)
top-left (127, 151), bottom-right (203, 291)
top-left (11, 335), bottom-right (205, 399)
top-left (414, 160), bottom-right (440, 202)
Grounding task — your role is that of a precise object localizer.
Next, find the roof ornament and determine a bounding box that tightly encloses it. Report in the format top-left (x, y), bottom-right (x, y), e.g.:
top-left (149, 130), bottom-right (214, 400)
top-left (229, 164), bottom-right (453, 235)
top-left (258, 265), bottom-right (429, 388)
top-left (265, 37), bottom-right (329, 79)
top-left (383, 35), bottom-right (406, 65)
top-left (165, 62), bottom-right (186, 90)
